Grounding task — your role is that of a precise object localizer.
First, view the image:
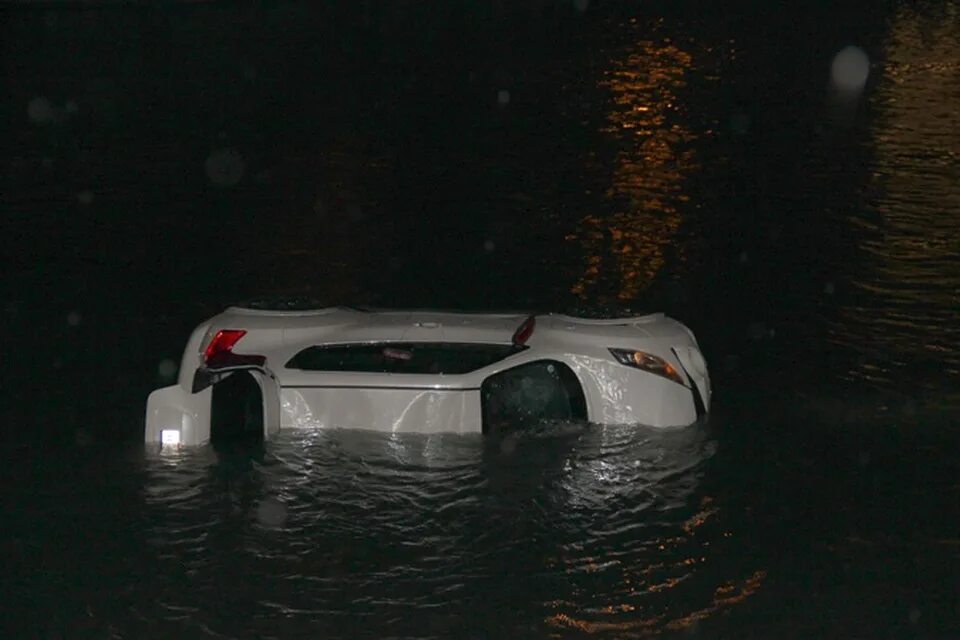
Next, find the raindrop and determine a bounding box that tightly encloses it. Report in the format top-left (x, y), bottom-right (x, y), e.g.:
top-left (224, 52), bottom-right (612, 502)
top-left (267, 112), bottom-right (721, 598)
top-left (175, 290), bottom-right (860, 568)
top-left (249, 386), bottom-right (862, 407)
top-left (77, 190), bottom-right (94, 205)
top-left (483, 239), bottom-right (495, 252)
top-left (723, 354), bottom-right (739, 371)
top-left (497, 89), bottom-right (511, 106)
top-left (747, 322), bottom-right (767, 341)
top-left (157, 358), bottom-right (177, 380)
top-left (831, 46), bottom-right (870, 92)
top-left (75, 428), bottom-right (92, 447)
top-left (67, 311), bottom-right (82, 327)
top-left (346, 204), bottom-right (365, 223)
top-left (205, 148), bottom-right (245, 188)
top-left (256, 497), bottom-right (288, 528)
top-left (730, 111), bottom-right (751, 134)
top-left (27, 97), bottom-right (55, 124)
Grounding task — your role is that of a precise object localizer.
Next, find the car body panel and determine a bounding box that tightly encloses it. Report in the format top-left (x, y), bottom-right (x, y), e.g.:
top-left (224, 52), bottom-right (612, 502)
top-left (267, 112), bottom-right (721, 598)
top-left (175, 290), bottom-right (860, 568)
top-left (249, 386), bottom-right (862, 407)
top-left (280, 387), bottom-right (481, 433)
top-left (145, 306), bottom-right (710, 445)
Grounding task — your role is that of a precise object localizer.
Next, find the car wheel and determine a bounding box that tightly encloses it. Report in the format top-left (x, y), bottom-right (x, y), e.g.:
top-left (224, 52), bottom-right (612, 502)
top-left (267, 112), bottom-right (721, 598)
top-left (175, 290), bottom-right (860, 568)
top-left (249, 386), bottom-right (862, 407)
top-left (211, 371), bottom-right (264, 443)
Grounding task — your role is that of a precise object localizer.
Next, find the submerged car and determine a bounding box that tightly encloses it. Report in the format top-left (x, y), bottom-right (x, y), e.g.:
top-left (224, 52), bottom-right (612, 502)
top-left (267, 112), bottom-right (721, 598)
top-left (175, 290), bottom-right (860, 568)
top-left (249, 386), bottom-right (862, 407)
top-left (145, 301), bottom-right (711, 445)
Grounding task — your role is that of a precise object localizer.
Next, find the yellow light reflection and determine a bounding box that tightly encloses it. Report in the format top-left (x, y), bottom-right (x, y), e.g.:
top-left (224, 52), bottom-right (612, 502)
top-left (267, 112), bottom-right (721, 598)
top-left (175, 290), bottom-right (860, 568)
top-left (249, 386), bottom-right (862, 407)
top-left (831, 4), bottom-right (960, 383)
top-left (545, 571), bottom-right (766, 636)
top-left (570, 35), bottom-right (697, 302)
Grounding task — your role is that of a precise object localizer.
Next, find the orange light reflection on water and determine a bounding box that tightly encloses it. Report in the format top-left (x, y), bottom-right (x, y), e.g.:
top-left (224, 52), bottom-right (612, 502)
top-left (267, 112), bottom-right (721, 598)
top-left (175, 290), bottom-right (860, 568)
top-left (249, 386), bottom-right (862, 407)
top-left (570, 34), bottom-right (696, 303)
top-left (543, 491), bottom-right (763, 637)
top-left (831, 3), bottom-right (960, 385)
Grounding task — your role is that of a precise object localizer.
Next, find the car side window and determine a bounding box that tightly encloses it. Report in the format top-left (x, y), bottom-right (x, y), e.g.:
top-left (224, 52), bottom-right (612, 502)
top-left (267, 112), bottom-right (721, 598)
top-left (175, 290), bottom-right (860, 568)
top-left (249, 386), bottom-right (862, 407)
top-left (285, 343), bottom-right (520, 374)
top-left (481, 360), bottom-right (586, 433)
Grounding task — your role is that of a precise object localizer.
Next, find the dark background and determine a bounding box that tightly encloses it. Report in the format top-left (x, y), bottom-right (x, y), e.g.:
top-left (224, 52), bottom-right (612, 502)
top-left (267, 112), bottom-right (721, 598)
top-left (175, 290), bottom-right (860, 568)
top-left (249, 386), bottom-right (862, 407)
top-left (1, 1), bottom-right (958, 637)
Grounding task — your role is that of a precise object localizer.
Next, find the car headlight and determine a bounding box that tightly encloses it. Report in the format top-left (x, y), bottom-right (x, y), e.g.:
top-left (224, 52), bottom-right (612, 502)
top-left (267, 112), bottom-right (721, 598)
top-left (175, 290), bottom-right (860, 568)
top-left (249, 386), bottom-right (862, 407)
top-left (608, 348), bottom-right (686, 385)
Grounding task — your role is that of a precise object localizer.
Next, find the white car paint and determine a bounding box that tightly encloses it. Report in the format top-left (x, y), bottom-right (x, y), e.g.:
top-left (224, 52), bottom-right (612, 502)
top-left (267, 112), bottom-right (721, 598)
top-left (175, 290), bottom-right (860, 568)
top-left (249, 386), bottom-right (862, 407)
top-left (145, 306), bottom-right (711, 445)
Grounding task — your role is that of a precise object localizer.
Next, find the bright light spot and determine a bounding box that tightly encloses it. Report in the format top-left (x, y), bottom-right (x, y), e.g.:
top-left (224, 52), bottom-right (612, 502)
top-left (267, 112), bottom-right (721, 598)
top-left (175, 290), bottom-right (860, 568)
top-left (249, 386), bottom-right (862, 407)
top-left (831, 46), bottom-right (870, 92)
top-left (205, 148), bottom-right (245, 188)
top-left (27, 97), bottom-right (55, 124)
top-left (256, 497), bottom-right (288, 527)
top-left (484, 239), bottom-right (496, 252)
top-left (161, 430), bottom-right (181, 445)
top-left (157, 358), bottom-right (178, 380)
top-left (67, 311), bottom-right (82, 326)
top-left (77, 190), bottom-right (94, 205)
top-left (497, 89), bottom-right (511, 106)
top-left (573, 0), bottom-right (590, 11)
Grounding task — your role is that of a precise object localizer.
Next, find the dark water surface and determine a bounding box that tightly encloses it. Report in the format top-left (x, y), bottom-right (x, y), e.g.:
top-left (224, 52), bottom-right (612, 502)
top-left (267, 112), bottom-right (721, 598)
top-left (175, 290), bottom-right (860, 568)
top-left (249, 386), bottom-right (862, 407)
top-left (2, 1), bottom-right (959, 638)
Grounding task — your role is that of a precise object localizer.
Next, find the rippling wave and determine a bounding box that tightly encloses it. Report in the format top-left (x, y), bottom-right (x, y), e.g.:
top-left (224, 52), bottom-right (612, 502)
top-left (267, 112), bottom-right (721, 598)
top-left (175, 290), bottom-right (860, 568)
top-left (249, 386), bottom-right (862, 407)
top-left (829, 2), bottom-right (960, 391)
top-left (116, 423), bottom-right (769, 638)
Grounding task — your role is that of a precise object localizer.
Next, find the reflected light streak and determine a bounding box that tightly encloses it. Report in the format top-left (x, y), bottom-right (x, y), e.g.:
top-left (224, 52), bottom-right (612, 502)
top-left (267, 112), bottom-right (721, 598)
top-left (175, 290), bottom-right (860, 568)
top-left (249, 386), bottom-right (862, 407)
top-left (545, 570), bottom-right (765, 636)
top-left (542, 426), bottom-right (763, 637)
top-left (571, 33), bottom-right (697, 302)
top-left (830, 4), bottom-right (960, 386)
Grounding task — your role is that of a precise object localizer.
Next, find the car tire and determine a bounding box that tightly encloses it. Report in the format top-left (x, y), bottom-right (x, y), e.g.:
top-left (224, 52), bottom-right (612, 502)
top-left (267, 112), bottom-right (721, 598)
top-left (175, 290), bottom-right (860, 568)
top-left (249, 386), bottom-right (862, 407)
top-left (210, 371), bottom-right (264, 443)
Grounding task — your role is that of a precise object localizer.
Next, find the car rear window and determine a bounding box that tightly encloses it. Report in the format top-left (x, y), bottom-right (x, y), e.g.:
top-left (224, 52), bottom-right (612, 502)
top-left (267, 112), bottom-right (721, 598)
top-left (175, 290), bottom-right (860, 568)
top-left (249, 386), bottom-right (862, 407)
top-left (285, 343), bottom-right (520, 374)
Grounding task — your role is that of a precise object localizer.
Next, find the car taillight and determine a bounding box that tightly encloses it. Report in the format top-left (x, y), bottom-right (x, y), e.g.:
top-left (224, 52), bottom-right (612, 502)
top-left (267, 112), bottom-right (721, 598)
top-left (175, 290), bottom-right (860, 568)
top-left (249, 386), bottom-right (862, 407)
top-left (512, 315), bottom-right (536, 346)
top-left (204, 329), bottom-right (247, 364)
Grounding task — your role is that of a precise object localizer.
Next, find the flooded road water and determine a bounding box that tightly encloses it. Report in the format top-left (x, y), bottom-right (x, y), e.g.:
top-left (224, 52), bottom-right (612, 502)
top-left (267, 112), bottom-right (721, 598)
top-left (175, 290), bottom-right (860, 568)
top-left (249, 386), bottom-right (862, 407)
top-left (2, 1), bottom-right (958, 638)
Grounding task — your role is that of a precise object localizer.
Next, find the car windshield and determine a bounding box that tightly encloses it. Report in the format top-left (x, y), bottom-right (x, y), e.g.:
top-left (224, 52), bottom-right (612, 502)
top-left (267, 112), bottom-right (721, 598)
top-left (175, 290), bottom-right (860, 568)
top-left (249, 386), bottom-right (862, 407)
top-left (285, 343), bottom-right (519, 374)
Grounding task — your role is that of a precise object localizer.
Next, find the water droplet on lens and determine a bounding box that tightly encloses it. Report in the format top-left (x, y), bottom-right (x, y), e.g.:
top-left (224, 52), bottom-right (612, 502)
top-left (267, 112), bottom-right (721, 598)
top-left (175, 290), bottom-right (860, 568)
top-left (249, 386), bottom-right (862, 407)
top-left (205, 148), bottom-right (245, 188)
top-left (730, 111), bottom-right (750, 134)
top-left (747, 322), bottom-right (767, 341)
top-left (75, 428), bottom-right (92, 447)
top-left (256, 497), bottom-right (288, 528)
top-left (831, 46), bottom-right (870, 92)
top-left (27, 96), bottom-right (55, 124)
top-left (157, 358), bottom-right (177, 380)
